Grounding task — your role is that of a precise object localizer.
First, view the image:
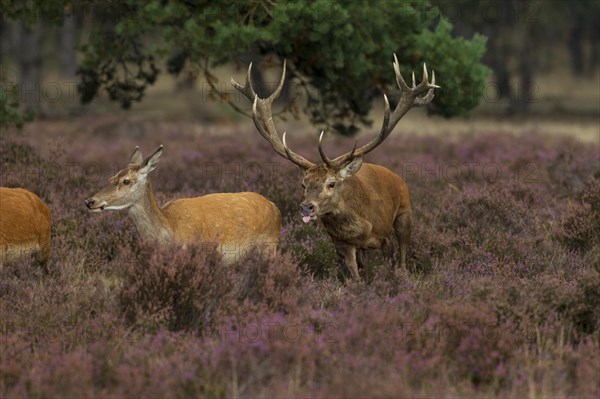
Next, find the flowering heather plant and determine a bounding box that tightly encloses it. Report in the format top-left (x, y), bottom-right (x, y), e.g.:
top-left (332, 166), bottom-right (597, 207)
top-left (558, 178), bottom-right (600, 254)
top-left (119, 241), bottom-right (230, 332)
top-left (0, 123), bottom-right (599, 397)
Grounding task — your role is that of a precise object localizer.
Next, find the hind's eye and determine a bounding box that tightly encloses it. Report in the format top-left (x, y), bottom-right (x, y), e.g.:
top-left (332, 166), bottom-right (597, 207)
top-left (328, 182), bottom-right (336, 189)
top-left (123, 179), bottom-right (131, 186)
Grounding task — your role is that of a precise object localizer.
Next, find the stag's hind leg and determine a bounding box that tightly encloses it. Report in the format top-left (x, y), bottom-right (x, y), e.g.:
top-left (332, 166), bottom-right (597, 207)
top-left (381, 238), bottom-right (394, 264)
top-left (393, 211), bottom-right (411, 271)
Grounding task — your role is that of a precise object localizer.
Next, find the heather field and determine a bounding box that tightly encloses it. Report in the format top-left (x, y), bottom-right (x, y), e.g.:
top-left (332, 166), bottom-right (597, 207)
top-left (1, 117), bottom-right (599, 398)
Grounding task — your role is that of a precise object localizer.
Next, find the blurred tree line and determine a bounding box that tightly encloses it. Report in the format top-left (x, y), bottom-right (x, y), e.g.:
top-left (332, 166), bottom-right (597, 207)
top-left (432, 0), bottom-right (600, 114)
top-left (0, 0), bottom-right (597, 132)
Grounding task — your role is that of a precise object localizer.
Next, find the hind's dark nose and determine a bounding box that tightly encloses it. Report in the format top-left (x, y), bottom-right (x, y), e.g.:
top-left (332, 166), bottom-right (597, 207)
top-left (85, 198), bottom-right (95, 209)
top-left (300, 202), bottom-right (315, 216)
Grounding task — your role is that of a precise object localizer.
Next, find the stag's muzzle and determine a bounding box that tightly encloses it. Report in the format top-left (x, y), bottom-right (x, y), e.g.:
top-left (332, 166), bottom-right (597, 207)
top-left (300, 202), bottom-right (316, 223)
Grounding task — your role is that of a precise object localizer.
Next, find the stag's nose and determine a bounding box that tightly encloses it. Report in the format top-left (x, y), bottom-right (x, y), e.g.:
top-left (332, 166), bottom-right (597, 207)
top-left (300, 202), bottom-right (315, 216)
top-left (85, 198), bottom-right (95, 209)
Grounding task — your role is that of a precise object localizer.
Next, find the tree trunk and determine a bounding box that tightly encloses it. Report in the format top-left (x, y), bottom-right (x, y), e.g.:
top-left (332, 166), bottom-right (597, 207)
top-left (589, 24), bottom-right (599, 73)
top-left (514, 27), bottom-right (535, 114)
top-left (568, 27), bottom-right (584, 76)
top-left (0, 20), bottom-right (6, 63)
top-left (490, 41), bottom-right (512, 101)
top-left (482, 1), bottom-right (513, 103)
top-left (60, 12), bottom-right (78, 77)
top-left (17, 22), bottom-right (44, 114)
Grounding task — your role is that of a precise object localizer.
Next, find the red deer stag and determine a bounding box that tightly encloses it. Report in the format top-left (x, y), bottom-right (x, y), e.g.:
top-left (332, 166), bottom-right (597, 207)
top-left (0, 187), bottom-right (51, 267)
top-left (85, 146), bottom-right (281, 263)
top-left (232, 55), bottom-right (439, 279)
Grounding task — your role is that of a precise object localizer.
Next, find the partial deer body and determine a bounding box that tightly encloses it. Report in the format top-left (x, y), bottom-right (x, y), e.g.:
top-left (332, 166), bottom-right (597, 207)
top-left (86, 147), bottom-right (281, 263)
top-left (0, 187), bottom-right (51, 267)
top-left (232, 55), bottom-right (438, 279)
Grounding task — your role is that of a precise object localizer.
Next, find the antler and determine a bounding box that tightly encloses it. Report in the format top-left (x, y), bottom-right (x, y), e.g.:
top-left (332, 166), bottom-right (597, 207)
top-left (231, 61), bottom-right (315, 169)
top-left (324, 53), bottom-right (440, 168)
top-left (232, 54), bottom-right (440, 171)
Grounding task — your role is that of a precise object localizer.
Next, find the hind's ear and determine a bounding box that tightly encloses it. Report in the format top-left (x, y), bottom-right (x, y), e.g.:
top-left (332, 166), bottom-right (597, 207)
top-left (128, 147), bottom-right (143, 166)
top-left (140, 145), bottom-right (163, 175)
top-left (338, 156), bottom-right (363, 180)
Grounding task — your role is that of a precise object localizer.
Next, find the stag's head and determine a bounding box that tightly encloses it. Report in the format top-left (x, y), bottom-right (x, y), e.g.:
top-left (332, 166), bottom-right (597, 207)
top-left (85, 146), bottom-right (163, 212)
top-left (232, 55), bottom-right (439, 223)
top-left (298, 155), bottom-right (364, 223)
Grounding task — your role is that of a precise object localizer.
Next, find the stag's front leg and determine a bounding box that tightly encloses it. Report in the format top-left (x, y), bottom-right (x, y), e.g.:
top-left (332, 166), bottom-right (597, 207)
top-left (334, 241), bottom-right (360, 280)
top-left (356, 249), bottom-right (368, 271)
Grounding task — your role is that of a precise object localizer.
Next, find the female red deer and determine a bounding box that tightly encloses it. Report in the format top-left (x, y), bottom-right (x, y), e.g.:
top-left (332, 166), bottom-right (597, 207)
top-left (232, 55), bottom-right (439, 279)
top-left (85, 146), bottom-right (281, 263)
top-left (0, 187), bottom-right (51, 267)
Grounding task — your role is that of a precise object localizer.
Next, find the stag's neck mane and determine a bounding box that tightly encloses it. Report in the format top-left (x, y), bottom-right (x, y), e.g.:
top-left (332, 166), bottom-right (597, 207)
top-left (127, 181), bottom-right (174, 243)
top-left (319, 179), bottom-right (373, 242)
top-left (320, 211), bottom-right (371, 242)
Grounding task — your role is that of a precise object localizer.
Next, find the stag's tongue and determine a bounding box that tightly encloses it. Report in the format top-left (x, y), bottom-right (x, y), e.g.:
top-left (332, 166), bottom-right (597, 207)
top-left (302, 216), bottom-right (312, 224)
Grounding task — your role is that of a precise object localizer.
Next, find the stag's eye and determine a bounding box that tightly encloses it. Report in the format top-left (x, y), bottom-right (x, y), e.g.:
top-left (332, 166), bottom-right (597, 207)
top-left (122, 179), bottom-right (131, 186)
top-left (328, 181), bottom-right (336, 189)
top-left (301, 183), bottom-right (306, 189)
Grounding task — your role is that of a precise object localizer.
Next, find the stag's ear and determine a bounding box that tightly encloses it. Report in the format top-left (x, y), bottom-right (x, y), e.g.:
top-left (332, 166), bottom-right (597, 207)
top-left (338, 156), bottom-right (363, 180)
top-left (140, 145), bottom-right (163, 175)
top-left (128, 147), bottom-right (143, 166)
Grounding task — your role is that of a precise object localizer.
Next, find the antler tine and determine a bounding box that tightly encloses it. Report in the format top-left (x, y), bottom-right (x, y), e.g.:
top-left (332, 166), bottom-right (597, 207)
top-left (282, 132), bottom-right (298, 162)
top-left (415, 63), bottom-right (440, 93)
top-left (414, 70), bottom-right (439, 106)
top-left (347, 138), bottom-right (358, 160)
top-left (430, 69), bottom-right (440, 88)
top-left (230, 62), bottom-right (257, 102)
top-left (377, 93), bottom-right (393, 143)
top-left (318, 131), bottom-right (336, 169)
top-left (393, 53), bottom-right (410, 92)
top-left (267, 59), bottom-right (286, 103)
